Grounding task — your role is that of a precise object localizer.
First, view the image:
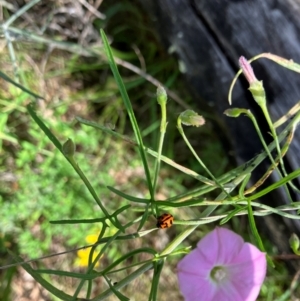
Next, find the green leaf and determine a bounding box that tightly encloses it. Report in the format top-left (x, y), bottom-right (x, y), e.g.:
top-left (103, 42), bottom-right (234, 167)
top-left (7, 250), bottom-right (75, 301)
top-left (107, 186), bottom-right (149, 204)
top-left (26, 104), bottom-right (62, 152)
top-left (219, 206), bottom-right (247, 224)
top-left (0, 71), bottom-right (43, 99)
top-left (100, 29), bottom-right (154, 202)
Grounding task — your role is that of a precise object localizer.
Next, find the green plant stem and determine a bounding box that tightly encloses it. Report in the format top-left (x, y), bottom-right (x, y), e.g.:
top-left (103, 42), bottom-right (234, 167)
top-left (177, 118), bottom-right (230, 198)
top-left (238, 175), bottom-right (272, 265)
top-left (152, 95), bottom-right (167, 201)
top-left (91, 262), bottom-right (153, 301)
top-left (67, 157), bottom-right (110, 220)
top-left (148, 260), bottom-right (164, 301)
top-left (260, 105), bottom-right (290, 181)
top-left (245, 110), bottom-right (292, 199)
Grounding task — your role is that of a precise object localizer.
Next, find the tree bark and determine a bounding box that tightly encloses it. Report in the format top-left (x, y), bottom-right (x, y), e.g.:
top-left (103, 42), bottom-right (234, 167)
top-left (140, 0), bottom-right (300, 271)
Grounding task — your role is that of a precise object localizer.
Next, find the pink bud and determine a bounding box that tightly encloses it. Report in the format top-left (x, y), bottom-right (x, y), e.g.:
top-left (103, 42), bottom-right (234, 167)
top-left (239, 56), bottom-right (258, 84)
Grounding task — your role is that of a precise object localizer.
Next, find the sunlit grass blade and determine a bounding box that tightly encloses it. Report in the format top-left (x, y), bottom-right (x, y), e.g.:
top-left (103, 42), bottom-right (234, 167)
top-left (251, 53), bottom-right (300, 73)
top-left (274, 101), bottom-right (300, 128)
top-left (248, 168), bottom-right (300, 201)
top-left (244, 124), bottom-right (295, 195)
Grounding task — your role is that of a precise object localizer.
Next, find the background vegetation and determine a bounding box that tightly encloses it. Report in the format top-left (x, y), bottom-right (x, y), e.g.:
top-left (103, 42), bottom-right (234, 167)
top-left (0, 0), bottom-right (297, 300)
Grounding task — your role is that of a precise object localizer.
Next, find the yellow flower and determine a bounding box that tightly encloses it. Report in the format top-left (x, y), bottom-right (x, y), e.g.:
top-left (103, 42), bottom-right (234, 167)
top-left (76, 232), bottom-right (102, 268)
top-left (86, 233), bottom-right (100, 244)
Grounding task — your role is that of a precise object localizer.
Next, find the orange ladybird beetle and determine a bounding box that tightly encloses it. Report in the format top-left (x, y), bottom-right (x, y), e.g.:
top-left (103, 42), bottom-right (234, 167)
top-left (156, 213), bottom-right (174, 229)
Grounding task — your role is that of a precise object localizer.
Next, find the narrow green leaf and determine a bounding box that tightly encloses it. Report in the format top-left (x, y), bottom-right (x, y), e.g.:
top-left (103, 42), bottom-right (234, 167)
top-left (107, 186), bottom-right (149, 204)
top-left (137, 207), bottom-right (151, 231)
top-left (50, 218), bottom-right (105, 224)
top-left (27, 104), bottom-right (121, 230)
top-left (101, 247), bottom-right (156, 275)
top-left (149, 260), bottom-right (164, 301)
top-left (100, 29), bottom-right (154, 201)
top-left (248, 168), bottom-right (300, 201)
top-left (7, 251), bottom-right (75, 301)
top-left (35, 269), bottom-right (99, 279)
top-left (27, 104), bottom-right (62, 152)
top-left (219, 206), bottom-right (247, 224)
top-left (103, 275), bottom-right (130, 301)
top-left (0, 71), bottom-right (43, 99)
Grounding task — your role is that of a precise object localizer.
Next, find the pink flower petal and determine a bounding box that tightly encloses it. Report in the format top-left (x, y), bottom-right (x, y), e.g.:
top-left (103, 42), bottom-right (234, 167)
top-left (196, 227), bottom-right (245, 265)
top-left (177, 248), bottom-right (213, 277)
top-left (177, 227), bottom-right (267, 301)
top-left (177, 272), bottom-right (216, 301)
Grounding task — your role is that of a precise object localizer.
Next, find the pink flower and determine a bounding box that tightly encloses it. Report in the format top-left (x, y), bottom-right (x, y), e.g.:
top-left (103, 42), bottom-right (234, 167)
top-left (177, 227), bottom-right (266, 301)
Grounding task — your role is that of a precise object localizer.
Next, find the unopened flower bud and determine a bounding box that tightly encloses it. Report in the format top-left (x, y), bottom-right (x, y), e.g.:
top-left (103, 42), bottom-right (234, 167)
top-left (157, 85), bottom-right (167, 105)
top-left (180, 110), bottom-right (205, 127)
top-left (289, 233), bottom-right (300, 253)
top-left (239, 56), bottom-right (266, 106)
top-left (62, 138), bottom-right (75, 157)
top-left (239, 56), bottom-right (257, 84)
top-left (224, 108), bottom-right (245, 118)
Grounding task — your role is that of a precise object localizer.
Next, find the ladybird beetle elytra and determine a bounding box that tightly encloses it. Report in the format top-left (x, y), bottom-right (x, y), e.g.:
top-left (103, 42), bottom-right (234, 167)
top-left (156, 213), bottom-right (174, 229)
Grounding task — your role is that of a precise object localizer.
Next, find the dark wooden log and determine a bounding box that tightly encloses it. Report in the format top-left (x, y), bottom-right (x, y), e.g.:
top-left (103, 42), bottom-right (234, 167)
top-left (140, 0), bottom-right (300, 270)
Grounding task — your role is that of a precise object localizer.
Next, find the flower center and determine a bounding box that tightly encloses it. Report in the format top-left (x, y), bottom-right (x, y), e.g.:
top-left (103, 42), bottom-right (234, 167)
top-left (210, 266), bottom-right (228, 284)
